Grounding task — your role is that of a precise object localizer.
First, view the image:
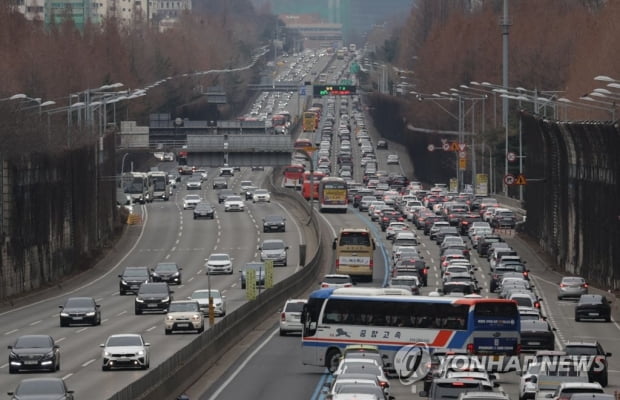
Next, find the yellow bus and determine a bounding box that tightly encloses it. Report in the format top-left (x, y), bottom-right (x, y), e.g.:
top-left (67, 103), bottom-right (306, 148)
top-left (332, 228), bottom-right (376, 282)
top-left (303, 111), bottom-right (317, 132)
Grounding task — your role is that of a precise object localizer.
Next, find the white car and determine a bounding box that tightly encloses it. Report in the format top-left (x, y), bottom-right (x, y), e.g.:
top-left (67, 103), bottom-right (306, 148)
top-left (183, 194), bottom-right (202, 209)
top-left (386, 221), bottom-right (410, 240)
top-left (387, 154), bottom-right (400, 164)
top-left (100, 333), bottom-right (150, 370)
top-left (164, 300), bottom-right (204, 334)
top-left (320, 274), bottom-right (354, 289)
top-left (252, 189), bottom-right (271, 203)
top-left (189, 289), bottom-right (227, 316)
top-left (240, 180), bottom-right (254, 192)
top-left (279, 299), bottom-right (307, 335)
top-left (205, 253), bottom-right (233, 275)
top-left (194, 169), bottom-right (208, 181)
top-left (224, 195), bottom-right (245, 212)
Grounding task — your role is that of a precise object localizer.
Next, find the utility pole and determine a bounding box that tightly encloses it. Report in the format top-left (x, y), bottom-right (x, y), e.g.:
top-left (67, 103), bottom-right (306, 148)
top-left (501, 0), bottom-right (511, 196)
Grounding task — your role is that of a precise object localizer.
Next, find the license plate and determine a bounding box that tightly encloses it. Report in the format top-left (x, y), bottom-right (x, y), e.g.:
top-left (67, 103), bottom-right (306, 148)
top-left (177, 323), bottom-right (189, 327)
top-left (588, 312), bottom-right (599, 316)
top-left (147, 304), bottom-right (158, 308)
top-left (528, 341), bottom-right (540, 345)
top-left (24, 360), bottom-right (38, 365)
top-left (73, 317), bottom-right (83, 320)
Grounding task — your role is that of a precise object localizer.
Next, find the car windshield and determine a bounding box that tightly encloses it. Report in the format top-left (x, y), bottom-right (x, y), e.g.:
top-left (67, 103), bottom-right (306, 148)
top-left (168, 302), bottom-right (199, 312)
top-left (392, 278), bottom-right (418, 286)
top-left (64, 298), bottom-right (94, 308)
top-left (14, 336), bottom-right (52, 348)
top-left (285, 302), bottom-right (306, 312)
top-left (564, 346), bottom-right (599, 355)
top-left (106, 336), bottom-right (143, 347)
top-left (139, 284), bottom-right (167, 294)
top-left (124, 268), bottom-right (148, 277)
top-left (324, 276), bottom-right (351, 284)
top-left (244, 263), bottom-right (263, 271)
top-left (16, 380), bottom-right (65, 395)
top-left (255, 189), bottom-right (268, 194)
top-left (226, 196), bottom-right (242, 201)
top-left (265, 216), bottom-right (283, 222)
top-left (192, 291), bottom-right (221, 300)
top-left (155, 263), bottom-right (177, 272)
top-left (210, 254), bottom-right (230, 262)
top-left (262, 241), bottom-right (285, 250)
top-left (562, 277), bottom-right (585, 284)
top-left (185, 195), bottom-right (200, 201)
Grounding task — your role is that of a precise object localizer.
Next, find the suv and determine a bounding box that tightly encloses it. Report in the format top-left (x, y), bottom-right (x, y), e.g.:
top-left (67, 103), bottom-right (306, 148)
top-left (260, 239), bottom-right (289, 266)
top-left (520, 319), bottom-right (555, 351)
top-left (134, 282), bottom-right (174, 314)
top-left (564, 341), bottom-right (612, 386)
top-left (101, 333), bottom-right (150, 371)
top-left (279, 299), bottom-right (307, 336)
top-left (164, 300), bottom-right (204, 334)
top-left (118, 266), bottom-right (150, 295)
top-left (575, 294), bottom-right (611, 322)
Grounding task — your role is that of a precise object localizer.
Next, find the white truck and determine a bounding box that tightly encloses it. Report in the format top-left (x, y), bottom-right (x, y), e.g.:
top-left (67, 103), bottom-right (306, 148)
top-left (519, 361), bottom-right (589, 400)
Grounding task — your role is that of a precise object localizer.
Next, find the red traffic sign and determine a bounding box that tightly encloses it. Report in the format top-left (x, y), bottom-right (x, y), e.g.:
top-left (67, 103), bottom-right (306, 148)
top-left (503, 174), bottom-right (515, 185)
top-left (507, 152), bottom-right (517, 162)
top-left (427, 144), bottom-right (435, 152)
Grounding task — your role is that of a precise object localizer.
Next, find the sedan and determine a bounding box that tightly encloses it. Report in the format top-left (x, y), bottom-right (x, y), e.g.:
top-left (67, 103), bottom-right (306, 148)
top-left (252, 189), bottom-right (271, 203)
top-left (558, 276), bottom-right (588, 299)
top-left (575, 294), bottom-right (611, 322)
top-left (262, 215), bottom-right (286, 232)
top-left (8, 335), bottom-right (60, 373)
top-left (386, 154), bottom-right (400, 164)
top-left (182, 194), bottom-right (202, 209)
top-left (189, 289), bottom-right (227, 317)
top-left (8, 377), bottom-right (74, 400)
top-left (101, 333), bottom-right (150, 370)
top-left (224, 195), bottom-right (245, 212)
top-left (150, 262), bottom-right (182, 285)
top-left (59, 296), bottom-right (101, 326)
top-left (205, 253), bottom-right (233, 275)
top-left (193, 202), bottom-right (215, 219)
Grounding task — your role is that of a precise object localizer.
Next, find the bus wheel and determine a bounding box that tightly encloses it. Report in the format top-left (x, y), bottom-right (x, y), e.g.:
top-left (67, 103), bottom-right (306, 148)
top-left (326, 348), bottom-right (341, 373)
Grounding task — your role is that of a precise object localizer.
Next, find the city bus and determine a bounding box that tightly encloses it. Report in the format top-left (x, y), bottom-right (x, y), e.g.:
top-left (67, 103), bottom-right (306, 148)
top-left (301, 171), bottom-right (326, 200)
top-left (318, 176), bottom-right (348, 212)
top-left (146, 170), bottom-right (169, 202)
top-left (122, 172), bottom-right (148, 204)
top-left (303, 111), bottom-right (318, 132)
top-left (301, 288), bottom-right (521, 372)
top-left (282, 164), bottom-right (305, 189)
top-left (332, 228), bottom-right (375, 281)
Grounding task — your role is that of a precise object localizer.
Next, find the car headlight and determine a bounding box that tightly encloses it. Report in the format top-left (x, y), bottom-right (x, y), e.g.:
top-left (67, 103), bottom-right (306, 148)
top-left (172, 272), bottom-right (179, 276)
top-left (166, 315), bottom-right (174, 321)
top-left (191, 314), bottom-right (201, 321)
top-left (60, 312), bottom-right (69, 317)
top-left (151, 272), bottom-right (159, 277)
top-left (137, 350), bottom-right (145, 356)
top-left (9, 351), bottom-right (17, 359)
top-left (104, 350), bottom-right (111, 357)
top-left (135, 297), bottom-right (145, 303)
top-left (162, 296), bottom-right (170, 302)
top-left (86, 312), bottom-right (96, 316)
top-left (45, 350), bottom-right (55, 358)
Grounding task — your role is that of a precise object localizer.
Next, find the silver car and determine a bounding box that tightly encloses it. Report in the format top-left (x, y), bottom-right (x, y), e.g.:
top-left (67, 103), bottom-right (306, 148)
top-left (558, 276), bottom-right (588, 300)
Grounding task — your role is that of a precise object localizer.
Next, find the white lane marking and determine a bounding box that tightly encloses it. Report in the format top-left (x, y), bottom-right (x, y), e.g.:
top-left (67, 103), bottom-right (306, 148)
top-left (116, 310), bottom-right (127, 316)
top-left (4, 329), bottom-right (18, 335)
top-left (57, 337), bottom-right (66, 343)
top-left (63, 373), bottom-right (74, 380)
top-left (82, 359), bottom-right (96, 367)
top-left (29, 320), bottom-right (42, 326)
top-left (207, 327), bottom-right (279, 400)
top-left (146, 326), bottom-right (157, 332)
top-left (0, 363), bottom-right (7, 368)
top-left (95, 297), bottom-right (104, 302)
top-left (0, 203), bottom-right (151, 317)
top-left (188, 277), bottom-right (194, 282)
top-left (76, 327), bottom-right (88, 333)
top-left (102, 319), bottom-right (109, 323)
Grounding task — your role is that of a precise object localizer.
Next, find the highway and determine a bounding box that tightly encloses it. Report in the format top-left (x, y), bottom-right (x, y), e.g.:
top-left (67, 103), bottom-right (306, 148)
top-left (186, 62), bottom-right (620, 400)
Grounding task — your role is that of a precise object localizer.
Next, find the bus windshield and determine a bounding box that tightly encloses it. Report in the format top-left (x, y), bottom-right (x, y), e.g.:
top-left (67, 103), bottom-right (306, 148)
top-left (339, 232), bottom-right (370, 246)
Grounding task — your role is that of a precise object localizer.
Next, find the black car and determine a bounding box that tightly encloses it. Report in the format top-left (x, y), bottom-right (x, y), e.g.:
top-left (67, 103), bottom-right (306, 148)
top-left (477, 235), bottom-right (504, 257)
top-left (118, 266), bottom-right (151, 295)
top-left (8, 335), bottom-right (60, 373)
top-left (59, 297), bottom-right (101, 326)
top-left (263, 215), bottom-right (286, 232)
top-left (244, 186), bottom-right (258, 200)
top-left (520, 319), bottom-right (556, 351)
top-left (212, 177), bottom-right (228, 189)
top-left (575, 294), bottom-right (611, 322)
top-left (376, 139), bottom-right (388, 149)
top-left (134, 282), bottom-right (174, 314)
top-left (8, 377), bottom-right (74, 400)
top-left (193, 202), bottom-right (215, 219)
top-left (564, 340), bottom-right (612, 386)
top-left (435, 226), bottom-right (459, 245)
top-left (217, 188), bottom-right (235, 203)
top-left (150, 262), bottom-right (182, 285)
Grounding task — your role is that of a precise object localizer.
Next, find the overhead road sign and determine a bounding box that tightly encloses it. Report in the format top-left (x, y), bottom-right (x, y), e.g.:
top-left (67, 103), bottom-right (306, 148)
top-left (503, 174), bottom-right (515, 185)
top-left (313, 85), bottom-right (357, 96)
